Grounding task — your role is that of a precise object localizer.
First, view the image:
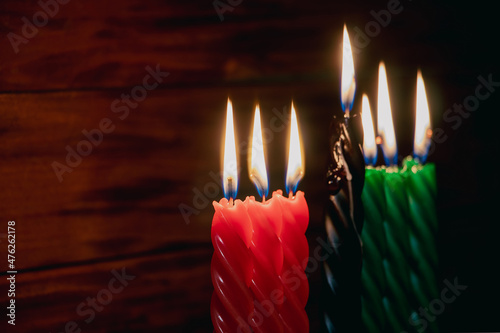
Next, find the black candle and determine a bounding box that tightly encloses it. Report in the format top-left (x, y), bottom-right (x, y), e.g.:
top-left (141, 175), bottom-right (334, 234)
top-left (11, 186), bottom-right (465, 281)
top-left (321, 25), bottom-right (366, 333)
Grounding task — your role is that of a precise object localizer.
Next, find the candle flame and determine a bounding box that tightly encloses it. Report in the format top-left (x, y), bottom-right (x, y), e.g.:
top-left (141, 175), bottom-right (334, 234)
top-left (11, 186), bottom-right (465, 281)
top-left (249, 105), bottom-right (269, 199)
top-left (377, 62), bottom-right (398, 166)
top-left (285, 102), bottom-right (304, 195)
top-left (414, 70), bottom-right (432, 163)
top-left (223, 98), bottom-right (238, 199)
top-left (341, 24), bottom-right (356, 114)
top-left (361, 94), bottom-right (377, 166)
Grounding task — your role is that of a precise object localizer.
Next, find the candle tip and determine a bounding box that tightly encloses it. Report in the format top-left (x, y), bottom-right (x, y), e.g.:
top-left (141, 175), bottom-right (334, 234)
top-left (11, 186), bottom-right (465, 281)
top-left (286, 104), bottom-right (305, 195)
top-left (414, 70), bottom-right (432, 164)
top-left (341, 27), bottom-right (356, 113)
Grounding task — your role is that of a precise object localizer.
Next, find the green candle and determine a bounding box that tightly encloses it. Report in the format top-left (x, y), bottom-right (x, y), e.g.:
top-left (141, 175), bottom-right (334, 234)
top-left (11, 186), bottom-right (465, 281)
top-left (362, 165), bottom-right (425, 333)
top-left (360, 95), bottom-right (390, 333)
top-left (360, 67), bottom-right (440, 333)
top-left (375, 66), bottom-right (413, 330)
top-left (383, 167), bottom-right (415, 332)
top-left (403, 71), bottom-right (440, 332)
top-left (403, 158), bottom-right (439, 333)
top-left (361, 168), bottom-right (387, 333)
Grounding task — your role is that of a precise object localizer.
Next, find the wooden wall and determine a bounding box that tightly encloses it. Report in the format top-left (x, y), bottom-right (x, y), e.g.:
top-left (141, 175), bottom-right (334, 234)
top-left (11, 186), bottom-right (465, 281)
top-left (0, 0), bottom-right (499, 332)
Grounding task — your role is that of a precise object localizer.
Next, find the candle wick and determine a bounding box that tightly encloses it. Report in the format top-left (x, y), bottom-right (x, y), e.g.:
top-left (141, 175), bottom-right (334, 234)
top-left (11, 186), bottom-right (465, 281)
top-left (344, 108), bottom-right (350, 121)
top-left (226, 177), bottom-right (236, 201)
top-left (262, 195), bottom-right (265, 203)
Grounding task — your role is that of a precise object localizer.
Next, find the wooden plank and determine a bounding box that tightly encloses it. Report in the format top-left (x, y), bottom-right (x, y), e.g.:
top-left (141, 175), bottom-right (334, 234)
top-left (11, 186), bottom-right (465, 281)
top-left (0, 246), bottom-right (213, 332)
top-left (0, 84), bottom-right (335, 271)
top-left (0, 0), bottom-right (388, 92)
top-left (0, 0), bottom-right (481, 94)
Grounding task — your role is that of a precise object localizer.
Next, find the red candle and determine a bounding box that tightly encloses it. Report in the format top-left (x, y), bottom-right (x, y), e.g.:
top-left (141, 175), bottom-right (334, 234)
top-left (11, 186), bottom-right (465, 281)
top-left (211, 100), bottom-right (309, 333)
top-left (248, 103), bottom-right (309, 332)
top-left (245, 105), bottom-right (285, 332)
top-left (246, 195), bottom-right (284, 332)
top-left (211, 198), bottom-right (254, 333)
top-left (211, 100), bottom-right (254, 333)
top-left (276, 190), bottom-right (310, 333)
top-left (277, 105), bottom-right (309, 332)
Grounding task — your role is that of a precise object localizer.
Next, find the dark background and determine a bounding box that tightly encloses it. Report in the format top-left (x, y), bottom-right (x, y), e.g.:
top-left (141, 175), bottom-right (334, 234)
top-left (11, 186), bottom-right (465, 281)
top-left (0, 0), bottom-right (498, 332)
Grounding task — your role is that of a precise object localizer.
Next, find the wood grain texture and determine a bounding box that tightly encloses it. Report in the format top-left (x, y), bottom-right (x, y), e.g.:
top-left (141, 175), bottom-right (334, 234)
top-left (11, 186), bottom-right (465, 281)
top-left (0, 246), bottom-right (213, 333)
top-left (0, 0), bottom-right (350, 92)
top-left (0, 0), bottom-right (449, 93)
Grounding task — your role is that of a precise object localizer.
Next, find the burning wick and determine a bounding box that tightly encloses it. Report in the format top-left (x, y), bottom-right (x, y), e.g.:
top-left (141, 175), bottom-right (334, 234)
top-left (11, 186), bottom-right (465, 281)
top-left (227, 177), bottom-right (234, 203)
top-left (288, 169), bottom-right (304, 198)
top-left (249, 171), bottom-right (266, 202)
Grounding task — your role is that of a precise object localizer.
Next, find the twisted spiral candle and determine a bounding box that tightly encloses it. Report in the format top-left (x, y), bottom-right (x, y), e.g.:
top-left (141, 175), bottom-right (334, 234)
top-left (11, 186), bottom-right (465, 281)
top-left (245, 195), bottom-right (284, 333)
top-left (276, 190), bottom-right (310, 333)
top-left (403, 156), bottom-right (439, 333)
top-left (211, 198), bottom-right (255, 333)
top-left (322, 115), bottom-right (365, 332)
top-left (382, 169), bottom-right (415, 332)
top-left (357, 64), bottom-right (440, 332)
top-left (211, 100), bottom-right (311, 332)
top-left (360, 168), bottom-right (388, 333)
